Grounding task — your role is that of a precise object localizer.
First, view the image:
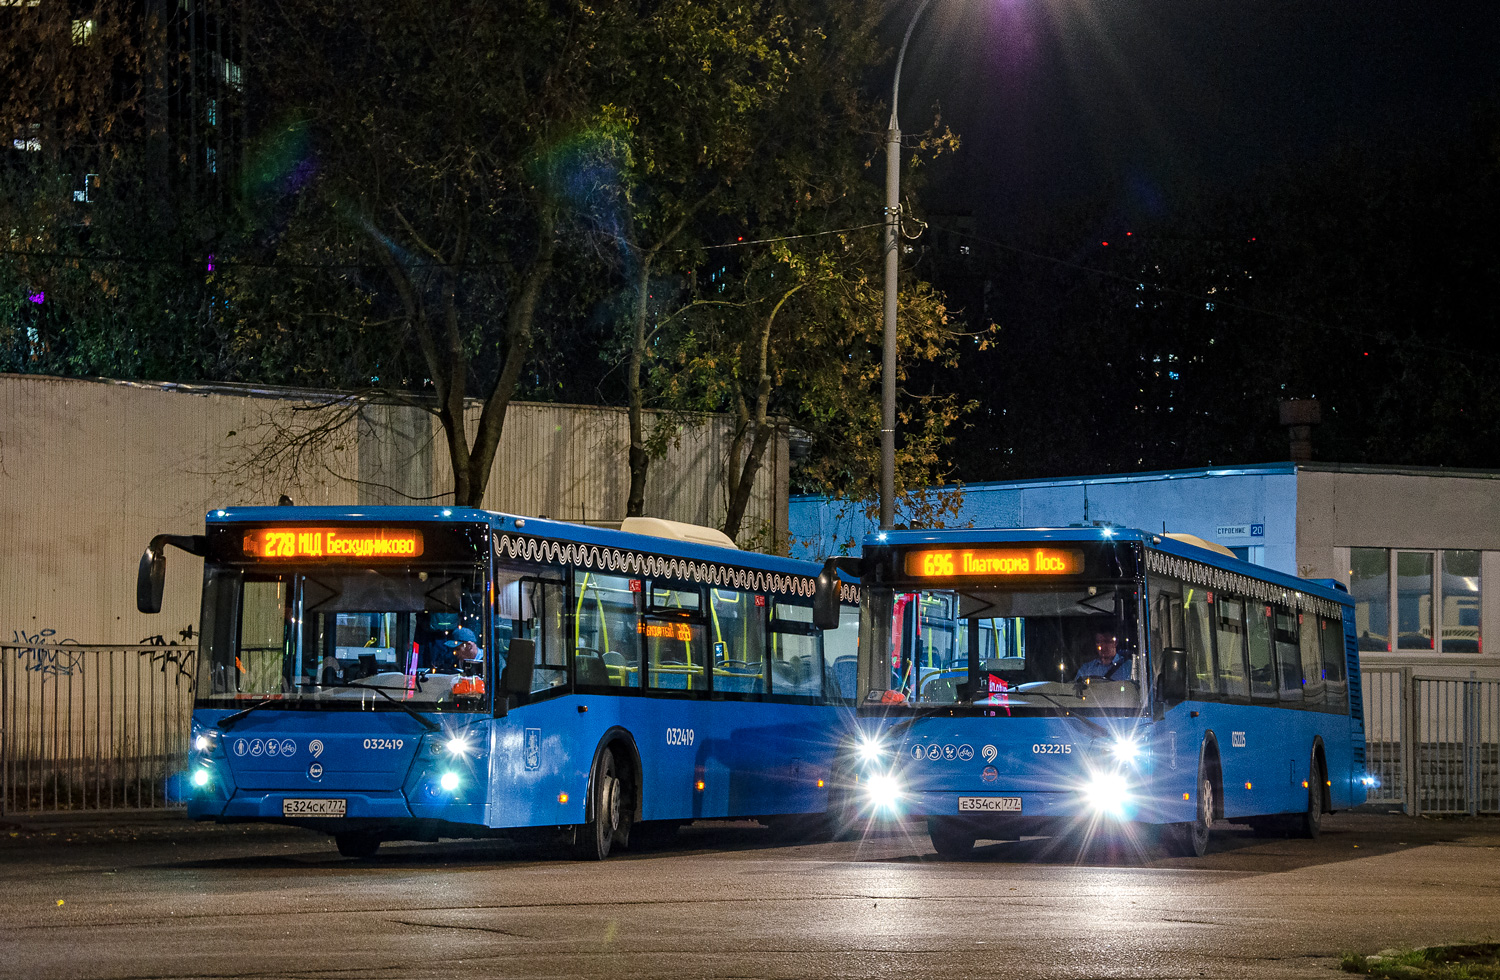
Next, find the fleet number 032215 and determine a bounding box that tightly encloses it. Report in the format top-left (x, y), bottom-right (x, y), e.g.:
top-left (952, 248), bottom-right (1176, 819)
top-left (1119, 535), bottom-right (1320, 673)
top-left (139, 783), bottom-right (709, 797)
top-left (1032, 743), bottom-right (1072, 754)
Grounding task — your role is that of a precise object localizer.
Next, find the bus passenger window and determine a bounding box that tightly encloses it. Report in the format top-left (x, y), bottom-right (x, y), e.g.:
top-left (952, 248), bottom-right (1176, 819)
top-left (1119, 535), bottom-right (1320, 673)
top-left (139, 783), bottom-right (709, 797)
top-left (770, 601), bottom-right (822, 698)
top-left (1246, 603), bottom-right (1277, 700)
top-left (1320, 615), bottom-right (1349, 712)
top-left (1274, 608), bottom-right (1303, 703)
top-left (711, 589), bottom-right (766, 695)
top-left (1215, 597), bottom-right (1249, 699)
top-left (1299, 612), bottom-right (1326, 705)
top-left (645, 582), bottom-right (706, 692)
top-left (573, 572), bottom-right (640, 690)
top-left (1183, 588), bottom-right (1218, 698)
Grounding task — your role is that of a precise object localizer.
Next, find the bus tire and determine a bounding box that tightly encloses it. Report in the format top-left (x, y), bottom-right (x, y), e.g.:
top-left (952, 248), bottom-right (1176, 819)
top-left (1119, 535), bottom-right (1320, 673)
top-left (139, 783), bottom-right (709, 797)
top-left (928, 817), bottom-right (975, 859)
top-left (1291, 756), bottom-right (1325, 840)
top-left (573, 747), bottom-right (625, 861)
top-left (335, 831), bottom-right (380, 858)
top-left (1167, 768), bottom-right (1215, 857)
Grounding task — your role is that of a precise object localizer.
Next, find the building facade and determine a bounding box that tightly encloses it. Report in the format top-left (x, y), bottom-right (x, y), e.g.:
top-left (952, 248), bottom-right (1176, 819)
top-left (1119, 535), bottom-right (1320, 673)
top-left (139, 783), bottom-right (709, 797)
top-left (791, 462), bottom-right (1500, 681)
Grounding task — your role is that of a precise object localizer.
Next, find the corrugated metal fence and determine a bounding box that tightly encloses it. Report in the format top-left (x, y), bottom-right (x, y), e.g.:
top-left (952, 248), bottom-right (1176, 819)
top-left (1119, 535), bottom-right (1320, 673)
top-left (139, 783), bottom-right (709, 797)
top-left (1361, 667), bottom-right (1500, 815)
top-left (1, 643), bottom-right (195, 815)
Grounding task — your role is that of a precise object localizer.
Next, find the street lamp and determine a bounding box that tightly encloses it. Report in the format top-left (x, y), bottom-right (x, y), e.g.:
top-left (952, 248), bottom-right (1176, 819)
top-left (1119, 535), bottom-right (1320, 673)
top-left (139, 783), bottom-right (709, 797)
top-left (881, 0), bottom-right (938, 530)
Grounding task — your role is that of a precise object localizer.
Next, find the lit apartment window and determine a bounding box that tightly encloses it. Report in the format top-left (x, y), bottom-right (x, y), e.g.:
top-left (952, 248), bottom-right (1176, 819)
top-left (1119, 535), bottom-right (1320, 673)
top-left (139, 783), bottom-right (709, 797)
top-left (71, 19), bottom-right (95, 45)
top-left (1349, 547), bottom-right (1482, 654)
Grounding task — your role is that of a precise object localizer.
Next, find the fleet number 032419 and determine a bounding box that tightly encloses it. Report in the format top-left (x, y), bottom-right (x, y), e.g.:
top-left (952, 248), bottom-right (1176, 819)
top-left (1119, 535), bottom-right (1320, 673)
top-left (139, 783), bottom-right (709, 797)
top-left (1032, 743), bottom-right (1072, 754)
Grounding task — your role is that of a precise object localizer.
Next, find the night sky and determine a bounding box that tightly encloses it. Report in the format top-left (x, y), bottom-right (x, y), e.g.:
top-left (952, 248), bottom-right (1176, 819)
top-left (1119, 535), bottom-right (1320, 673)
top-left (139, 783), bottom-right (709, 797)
top-left (900, 0), bottom-right (1500, 234)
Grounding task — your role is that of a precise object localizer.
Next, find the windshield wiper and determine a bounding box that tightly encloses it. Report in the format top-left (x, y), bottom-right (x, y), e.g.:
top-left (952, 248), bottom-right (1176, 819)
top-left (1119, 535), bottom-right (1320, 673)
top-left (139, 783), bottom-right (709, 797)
top-left (216, 697), bottom-right (279, 731)
top-left (341, 679), bottom-right (441, 732)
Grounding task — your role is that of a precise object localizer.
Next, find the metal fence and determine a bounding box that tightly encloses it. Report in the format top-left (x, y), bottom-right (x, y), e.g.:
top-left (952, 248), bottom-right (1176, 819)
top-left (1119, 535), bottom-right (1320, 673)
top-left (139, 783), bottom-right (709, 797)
top-left (1, 642), bottom-right (196, 815)
top-left (1360, 667), bottom-right (1500, 816)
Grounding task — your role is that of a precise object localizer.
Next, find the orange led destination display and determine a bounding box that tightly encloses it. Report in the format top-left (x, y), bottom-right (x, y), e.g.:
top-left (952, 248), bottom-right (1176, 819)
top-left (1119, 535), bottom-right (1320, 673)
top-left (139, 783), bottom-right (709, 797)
top-left (905, 547), bottom-right (1084, 578)
top-left (243, 527), bottom-right (424, 560)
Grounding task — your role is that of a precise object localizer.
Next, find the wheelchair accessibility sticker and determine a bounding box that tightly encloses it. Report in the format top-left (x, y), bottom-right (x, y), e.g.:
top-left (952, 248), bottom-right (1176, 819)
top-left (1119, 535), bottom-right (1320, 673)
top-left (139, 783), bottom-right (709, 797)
top-left (524, 728), bottom-right (541, 771)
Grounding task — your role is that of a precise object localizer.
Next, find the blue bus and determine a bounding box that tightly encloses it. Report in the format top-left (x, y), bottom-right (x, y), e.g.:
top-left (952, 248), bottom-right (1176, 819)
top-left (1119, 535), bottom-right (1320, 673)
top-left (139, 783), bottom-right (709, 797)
top-left (817, 527), bottom-right (1368, 857)
top-left (138, 507), bottom-right (861, 858)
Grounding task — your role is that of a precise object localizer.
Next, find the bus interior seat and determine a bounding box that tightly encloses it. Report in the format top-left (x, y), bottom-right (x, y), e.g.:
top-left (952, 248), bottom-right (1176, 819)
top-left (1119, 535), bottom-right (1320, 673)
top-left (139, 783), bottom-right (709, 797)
top-left (832, 656), bottom-right (858, 699)
top-left (603, 651), bottom-right (627, 666)
top-left (771, 658), bottom-right (807, 694)
top-left (575, 653), bottom-right (608, 687)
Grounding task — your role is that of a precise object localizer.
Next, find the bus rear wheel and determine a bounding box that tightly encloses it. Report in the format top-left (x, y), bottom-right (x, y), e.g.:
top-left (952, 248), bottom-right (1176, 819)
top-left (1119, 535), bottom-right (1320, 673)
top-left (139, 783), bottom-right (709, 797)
top-left (928, 817), bottom-right (976, 859)
top-left (573, 747), bottom-right (628, 861)
top-left (335, 831), bottom-right (380, 859)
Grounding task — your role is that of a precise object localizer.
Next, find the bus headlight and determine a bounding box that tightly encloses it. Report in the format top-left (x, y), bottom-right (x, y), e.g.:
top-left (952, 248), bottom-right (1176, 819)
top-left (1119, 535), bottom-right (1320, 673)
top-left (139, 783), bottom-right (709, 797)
top-left (864, 771), bottom-right (904, 812)
top-left (445, 734), bottom-right (473, 757)
top-left (191, 767), bottom-right (212, 788)
top-left (439, 771), bottom-right (461, 792)
top-left (1109, 736), bottom-right (1143, 765)
top-left (856, 737), bottom-right (887, 765)
top-left (1083, 771), bottom-right (1131, 817)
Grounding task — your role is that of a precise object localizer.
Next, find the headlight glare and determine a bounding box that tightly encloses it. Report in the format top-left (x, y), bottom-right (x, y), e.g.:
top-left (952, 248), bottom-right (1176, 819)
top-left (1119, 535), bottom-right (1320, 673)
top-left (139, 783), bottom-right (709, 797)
top-left (863, 771), bottom-right (904, 811)
top-left (856, 738), bottom-right (886, 764)
top-left (439, 771), bottom-right (460, 792)
top-left (1109, 736), bottom-right (1143, 764)
top-left (1083, 771), bottom-right (1131, 817)
top-left (444, 734), bottom-right (472, 757)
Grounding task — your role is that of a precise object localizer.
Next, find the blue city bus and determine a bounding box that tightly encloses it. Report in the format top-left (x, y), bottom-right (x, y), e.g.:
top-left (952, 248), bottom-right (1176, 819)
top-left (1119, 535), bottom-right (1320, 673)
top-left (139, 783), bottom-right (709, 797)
top-left (138, 507), bottom-right (861, 858)
top-left (820, 526), bottom-right (1368, 857)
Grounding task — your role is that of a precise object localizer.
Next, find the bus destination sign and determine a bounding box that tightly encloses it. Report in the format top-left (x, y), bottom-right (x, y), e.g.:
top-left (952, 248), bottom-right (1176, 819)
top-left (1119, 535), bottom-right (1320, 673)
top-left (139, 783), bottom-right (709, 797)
top-left (242, 527), bottom-right (424, 560)
top-left (905, 547), bottom-right (1083, 578)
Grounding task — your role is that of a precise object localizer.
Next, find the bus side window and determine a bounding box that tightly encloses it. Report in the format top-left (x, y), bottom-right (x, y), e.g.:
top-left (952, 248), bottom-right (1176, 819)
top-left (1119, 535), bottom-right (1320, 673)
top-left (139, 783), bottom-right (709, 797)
top-left (1274, 607), bottom-right (1303, 703)
top-left (534, 580), bottom-right (567, 694)
top-left (572, 571), bottom-right (641, 691)
top-left (770, 600), bottom-right (823, 698)
top-left (1320, 615), bottom-right (1349, 712)
top-left (711, 589), bottom-right (767, 695)
top-left (1183, 588), bottom-right (1218, 698)
top-left (1215, 597), bottom-right (1249, 699)
top-left (823, 605), bottom-right (860, 702)
top-left (1299, 611), bottom-right (1326, 706)
top-left (1247, 603), bottom-right (1277, 701)
top-left (645, 581), bottom-right (707, 693)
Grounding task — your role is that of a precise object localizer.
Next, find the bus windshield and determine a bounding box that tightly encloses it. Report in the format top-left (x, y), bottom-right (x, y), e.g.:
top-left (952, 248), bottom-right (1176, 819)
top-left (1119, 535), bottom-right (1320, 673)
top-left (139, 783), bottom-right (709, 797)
top-left (859, 584), bottom-right (1143, 709)
top-left (196, 563), bottom-right (489, 710)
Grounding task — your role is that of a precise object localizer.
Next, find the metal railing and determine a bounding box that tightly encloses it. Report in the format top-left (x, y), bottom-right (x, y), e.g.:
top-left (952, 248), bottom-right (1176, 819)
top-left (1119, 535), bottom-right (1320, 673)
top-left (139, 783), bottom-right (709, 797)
top-left (1, 642), bottom-right (196, 815)
top-left (1360, 666), bottom-right (1500, 816)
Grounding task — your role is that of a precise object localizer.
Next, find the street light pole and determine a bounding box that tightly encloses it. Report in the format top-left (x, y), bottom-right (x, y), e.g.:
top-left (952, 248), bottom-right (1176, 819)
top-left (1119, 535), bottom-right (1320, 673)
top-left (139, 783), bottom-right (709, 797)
top-left (881, 0), bottom-right (937, 530)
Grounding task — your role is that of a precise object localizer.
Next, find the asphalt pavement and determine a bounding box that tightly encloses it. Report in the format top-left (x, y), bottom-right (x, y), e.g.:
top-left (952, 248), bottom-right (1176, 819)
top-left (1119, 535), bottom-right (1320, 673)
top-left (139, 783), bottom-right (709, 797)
top-left (1, 810), bottom-right (1497, 980)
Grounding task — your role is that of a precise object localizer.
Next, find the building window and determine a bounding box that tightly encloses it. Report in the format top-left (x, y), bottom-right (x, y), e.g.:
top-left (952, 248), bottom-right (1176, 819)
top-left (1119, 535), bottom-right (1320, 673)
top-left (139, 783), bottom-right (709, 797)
top-left (1396, 551), bottom-right (1434, 650)
top-left (1348, 548), bottom-right (1482, 655)
top-left (1442, 551), bottom-right (1482, 653)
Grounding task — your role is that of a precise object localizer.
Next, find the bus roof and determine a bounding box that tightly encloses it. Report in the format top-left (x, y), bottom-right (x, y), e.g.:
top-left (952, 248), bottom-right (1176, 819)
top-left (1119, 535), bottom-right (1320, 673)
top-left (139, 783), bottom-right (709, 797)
top-left (206, 505), bottom-right (814, 577)
top-left (861, 525), bottom-right (1352, 607)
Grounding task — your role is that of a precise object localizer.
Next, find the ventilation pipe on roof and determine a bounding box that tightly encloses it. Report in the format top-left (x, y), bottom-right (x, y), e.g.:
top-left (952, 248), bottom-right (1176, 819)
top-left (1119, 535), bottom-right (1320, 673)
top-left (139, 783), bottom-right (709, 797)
top-left (1279, 398), bottom-right (1321, 462)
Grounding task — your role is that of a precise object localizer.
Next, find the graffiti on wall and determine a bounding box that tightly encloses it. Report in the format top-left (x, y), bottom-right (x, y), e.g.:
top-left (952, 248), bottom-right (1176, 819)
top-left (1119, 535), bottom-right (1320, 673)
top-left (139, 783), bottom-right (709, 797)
top-left (10, 628), bottom-right (83, 675)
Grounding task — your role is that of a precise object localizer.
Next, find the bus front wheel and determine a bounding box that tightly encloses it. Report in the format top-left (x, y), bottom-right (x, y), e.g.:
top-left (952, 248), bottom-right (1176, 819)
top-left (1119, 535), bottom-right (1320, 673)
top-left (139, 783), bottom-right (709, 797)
top-left (1291, 757), bottom-right (1325, 840)
top-left (1166, 770), bottom-right (1214, 858)
top-left (928, 817), bottom-right (975, 859)
top-left (573, 747), bottom-right (627, 860)
top-left (335, 831), bottom-right (380, 859)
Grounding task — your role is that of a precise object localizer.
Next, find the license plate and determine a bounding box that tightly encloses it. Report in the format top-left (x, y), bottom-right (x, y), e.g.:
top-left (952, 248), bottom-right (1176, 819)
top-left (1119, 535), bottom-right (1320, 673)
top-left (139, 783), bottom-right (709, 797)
top-left (958, 796), bottom-right (1022, 813)
top-left (282, 798), bottom-right (347, 817)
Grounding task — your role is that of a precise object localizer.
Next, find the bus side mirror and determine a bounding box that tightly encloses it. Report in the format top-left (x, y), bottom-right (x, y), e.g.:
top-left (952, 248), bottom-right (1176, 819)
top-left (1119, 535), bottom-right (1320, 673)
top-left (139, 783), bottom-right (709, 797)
top-left (503, 639), bottom-right (535, 697)
top-left (136, 534), bottom-right (206, 614)
top-left (813, 557), bottom-right (860, 631)
top-left (1160, 646), bottom-right (1189, 703)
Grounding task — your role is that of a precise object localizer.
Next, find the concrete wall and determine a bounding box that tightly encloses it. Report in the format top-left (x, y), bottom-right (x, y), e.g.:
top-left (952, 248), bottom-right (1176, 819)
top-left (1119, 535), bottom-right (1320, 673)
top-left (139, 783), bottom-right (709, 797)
top-left (1, 375), bottom-right (786, 645)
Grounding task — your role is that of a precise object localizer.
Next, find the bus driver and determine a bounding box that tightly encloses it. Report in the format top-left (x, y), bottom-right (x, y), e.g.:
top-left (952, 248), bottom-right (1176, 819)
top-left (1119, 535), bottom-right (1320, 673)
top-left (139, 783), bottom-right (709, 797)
top-left (1075, 631), bottom-right (1131, 681)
